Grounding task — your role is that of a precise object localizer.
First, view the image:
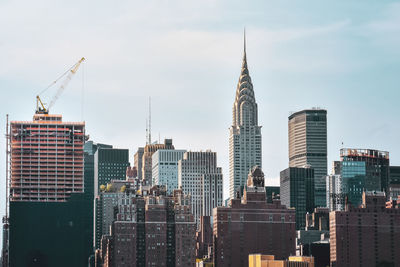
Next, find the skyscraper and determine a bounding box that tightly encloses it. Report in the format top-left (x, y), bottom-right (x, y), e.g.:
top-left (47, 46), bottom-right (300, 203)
top-left (9, 112), bottom-right (92, 267)
top-left (229, 33), bottom-right (262, 199)
top-left (94, 147), bottom-right (130, 196)
top-left (141, 139), bottom-right (175, 186)
top-left (340, 148), bottom-right (389, 193)
top-left (280, 167), bottom-right (315, 229)
top-left (10, 113), bottom-right (85, 201)
top-left (327, 149), bottom-right (390, 209)
top-left (152, 149), bottom-right (186, 194)
top-left (289, 109), bottom-right (327, 207)
top-left (178, 151), bottom-right (223, 226)
top-left (83, 141), bottom-right (112, 258)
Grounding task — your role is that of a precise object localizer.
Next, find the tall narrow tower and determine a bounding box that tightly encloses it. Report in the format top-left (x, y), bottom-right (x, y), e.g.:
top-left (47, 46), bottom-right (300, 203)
top-left (229, 32), bottom-right (262, 199)
top-left (288, 109), bottom-right (327, 207)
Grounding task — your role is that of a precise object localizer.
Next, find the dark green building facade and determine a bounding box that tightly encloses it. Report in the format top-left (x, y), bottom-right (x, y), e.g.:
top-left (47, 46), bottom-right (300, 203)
top-left (94, 148), bottom-right (130, 196)
top-left (93, 147), bottom-right (130, 250)
top-left (389, 166), bottom-right (400, 185)
top-left (280, 167), bottom-right (315, 229)
top-left (8, 141), bottom-right (116, 267)
top-left (9, 193), bottom-right (92, 267)
top-left (265, 186), bottom-right (280, 203)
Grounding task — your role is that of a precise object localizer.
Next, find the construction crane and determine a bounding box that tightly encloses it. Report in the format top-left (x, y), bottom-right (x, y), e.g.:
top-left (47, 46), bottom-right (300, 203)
top-left (36, 57), bottom-right (85, 114)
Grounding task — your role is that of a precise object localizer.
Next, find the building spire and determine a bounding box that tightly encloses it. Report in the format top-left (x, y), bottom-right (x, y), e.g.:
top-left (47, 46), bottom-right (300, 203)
top-left (233, 29), bottom-right (257, 127)
top-left (242, 28), bottom-right (247, 69)
top-left (244, 28), bottom-right (246, 55)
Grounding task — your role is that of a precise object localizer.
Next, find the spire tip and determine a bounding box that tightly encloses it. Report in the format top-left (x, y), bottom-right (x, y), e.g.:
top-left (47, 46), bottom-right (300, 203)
top-left (243, 27), bottom-right (246, 54)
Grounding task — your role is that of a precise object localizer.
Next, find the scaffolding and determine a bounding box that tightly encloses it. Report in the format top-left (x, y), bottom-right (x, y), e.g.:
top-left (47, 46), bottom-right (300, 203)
top-left (10, 114), bottom-right (86, 202)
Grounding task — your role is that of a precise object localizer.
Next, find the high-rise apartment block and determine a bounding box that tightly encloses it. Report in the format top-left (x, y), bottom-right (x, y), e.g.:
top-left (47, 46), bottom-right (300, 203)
top-left (9, 112), bottom-right (92, 266)
top-left (94, 147), bottom-right (130, 196)
top-left (289, 109), bottom-right (327, 207)
top-left (178, 151), bottom-right (223, 226)
top-left (280, 167), bottom-right (315, 229)
top-left (95, 186), bottom-right (196, 267)
top-left (330, 191), bottom-right (400, 267)
top-left (141, 139), bottom-right (174, 185)
top-left (214, 167), bottom-right (296, 267)
top-left (229, 37), bottom-right (262, 199)
top-left (152, 149), bottom-right (186, 193)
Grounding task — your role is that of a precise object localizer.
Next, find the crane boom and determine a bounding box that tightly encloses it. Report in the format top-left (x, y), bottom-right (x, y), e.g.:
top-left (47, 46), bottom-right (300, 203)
top-left (36, 57), bottom-right (85, 114)
top-left (47, 57), bottom-right (85, 111)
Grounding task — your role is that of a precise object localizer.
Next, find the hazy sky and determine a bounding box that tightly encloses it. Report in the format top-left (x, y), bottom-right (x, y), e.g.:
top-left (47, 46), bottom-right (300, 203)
top-left (1, 0), bottom-right (400, 241)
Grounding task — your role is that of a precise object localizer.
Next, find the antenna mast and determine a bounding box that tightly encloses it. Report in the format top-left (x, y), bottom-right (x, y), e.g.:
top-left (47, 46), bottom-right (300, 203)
top-left (148, 97), bottom-right (152, 144)
top-left (145, 119), bottom-right (148, 145)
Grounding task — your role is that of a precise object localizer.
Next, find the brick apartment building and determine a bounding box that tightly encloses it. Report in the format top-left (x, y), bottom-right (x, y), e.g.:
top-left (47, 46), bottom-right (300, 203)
top-left (95, 186), bottom-right (196, 267)
top-left (330, 191), bottom-right (400, 267)
top-left (213, 166), bottom-right (296, 267)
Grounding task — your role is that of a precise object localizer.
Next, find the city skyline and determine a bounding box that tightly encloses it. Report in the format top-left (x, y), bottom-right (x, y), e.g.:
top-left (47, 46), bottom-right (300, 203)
top-left (1, 1), bottom-right (400, 253)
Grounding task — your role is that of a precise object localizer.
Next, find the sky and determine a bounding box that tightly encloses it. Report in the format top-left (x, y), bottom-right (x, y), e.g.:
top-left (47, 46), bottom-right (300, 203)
top-left (1, 0), bottom-right (400, 245)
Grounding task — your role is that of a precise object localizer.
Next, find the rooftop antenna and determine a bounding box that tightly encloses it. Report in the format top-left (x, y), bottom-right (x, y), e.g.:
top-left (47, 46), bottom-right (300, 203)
top-left (145, 118), bottom-right (148, 145)
top-left (148, 97), bottom-right (152, 145)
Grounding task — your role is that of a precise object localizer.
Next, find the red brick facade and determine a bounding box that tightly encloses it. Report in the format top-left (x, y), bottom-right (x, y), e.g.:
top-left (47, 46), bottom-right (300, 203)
top-left (330, 192), bottom-right (400, 267)
top-left (213, 167), bottom-right (296, 267)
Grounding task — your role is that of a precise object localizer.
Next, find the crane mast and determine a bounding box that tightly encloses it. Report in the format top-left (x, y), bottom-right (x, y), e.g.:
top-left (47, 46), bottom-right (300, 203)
top-left (36, 57), bottom-right (85, 114)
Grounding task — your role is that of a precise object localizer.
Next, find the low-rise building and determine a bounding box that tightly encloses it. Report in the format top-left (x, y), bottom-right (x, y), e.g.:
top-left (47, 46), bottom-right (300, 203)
top-left (248, 254), bottom-right (314, 267)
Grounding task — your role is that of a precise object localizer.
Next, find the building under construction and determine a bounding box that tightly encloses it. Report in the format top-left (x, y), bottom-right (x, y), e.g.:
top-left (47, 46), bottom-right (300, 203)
top-left (8, 112), bottom-right (92, 267)
top-left (10, 113), bottom-right (85, 201)
top-left (7, 58), bottom-right (93, 267)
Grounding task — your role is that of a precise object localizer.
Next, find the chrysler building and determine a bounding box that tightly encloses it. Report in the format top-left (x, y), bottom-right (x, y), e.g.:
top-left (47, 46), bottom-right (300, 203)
top-left (229, 33), bottom-right (262, 199)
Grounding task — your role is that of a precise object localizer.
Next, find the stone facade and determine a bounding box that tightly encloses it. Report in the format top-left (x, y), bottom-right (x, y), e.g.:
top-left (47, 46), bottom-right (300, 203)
top-left (229, 35), bottom-right (262, 200)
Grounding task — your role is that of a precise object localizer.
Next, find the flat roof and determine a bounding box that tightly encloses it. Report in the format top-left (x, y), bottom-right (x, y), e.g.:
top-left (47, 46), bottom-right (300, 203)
top-left (289, 108), bottom-right (327, 120)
